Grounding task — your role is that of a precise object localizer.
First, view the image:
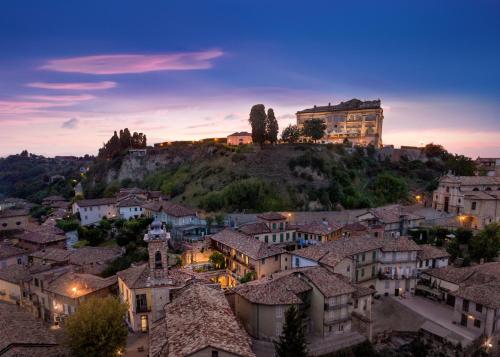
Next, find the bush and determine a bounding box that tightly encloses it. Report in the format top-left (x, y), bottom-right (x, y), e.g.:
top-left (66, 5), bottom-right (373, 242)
top-left (56, 218), bottom-right (80, 232)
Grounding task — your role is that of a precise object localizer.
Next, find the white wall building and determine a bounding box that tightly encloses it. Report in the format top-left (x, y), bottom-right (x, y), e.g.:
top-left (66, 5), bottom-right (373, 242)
top-left (72, 198), bottom-right (117, 226)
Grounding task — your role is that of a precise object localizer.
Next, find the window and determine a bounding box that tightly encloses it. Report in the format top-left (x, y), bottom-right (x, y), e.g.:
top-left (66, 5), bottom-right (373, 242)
top-left (279, 222), bottom-right (284, 230)
top-left (362, 253), bottom-right (366, 262)
top-left (154, 251), bottom-right (163, 269)
top-left (474, 319), bottom-right (481, 328)
top-left (261, 258), bottom-right (265, 264)
top-left (1, 223), bottom-right (7, 227)
top-left (463, 299), bottom-right (469, 312)
top-left (15, 221), bottom-right (21, 226)
top-left (275, 255), bottom-right (279, 262)
top-left (295, 257), bottom-right (300, 267)
top-left (476, 303), bottom-right (483, 313)
top-left (280, 233), bottom-right (284, 242)
top-left (276, 306), bottom-right (283, 318)
top-left (286, 233), bottom-right (290, 240)
top-left (471, 202), bottom-right (477, 210)
top-left (446, 186), bottom-right (450, 193)
top-left (264, 235), bottom-right (268, 243)
top-left (34, 278), bottom-right (39, 287)
top-left (361, 268), bottom-right (365, 277)
top-left (371, 265), bottom-right (376, 277)
top-left (17, 258), bottom-right (22, 265)
top-left (372, 251), bottom-right (376, 260)
top-left (272, 223), bottom-right (277, 229)
top-left (273, 234), bottom-right (276, 242)
top-left (212, 351), bottom-right (219, 357)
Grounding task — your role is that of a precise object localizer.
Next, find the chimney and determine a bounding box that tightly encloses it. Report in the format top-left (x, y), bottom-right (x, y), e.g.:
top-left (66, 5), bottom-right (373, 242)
top-left (328, 102), bottom-right (331, 107)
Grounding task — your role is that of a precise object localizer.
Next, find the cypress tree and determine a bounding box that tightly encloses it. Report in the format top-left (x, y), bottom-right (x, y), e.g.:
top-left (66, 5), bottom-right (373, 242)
top-left (248, 104), bottom-right (267, 146)
top-left (274, 305), bottom-right (308, 357)
top-left (266, 108), bottom-right (279, 144)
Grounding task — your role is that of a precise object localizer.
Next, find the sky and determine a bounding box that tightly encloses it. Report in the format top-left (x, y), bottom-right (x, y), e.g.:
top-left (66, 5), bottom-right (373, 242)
top-left (1, 0), bottom-right (499, 158)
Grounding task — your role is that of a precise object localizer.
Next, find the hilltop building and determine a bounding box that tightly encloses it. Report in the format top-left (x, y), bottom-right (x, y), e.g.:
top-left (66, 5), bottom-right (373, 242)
top-left (296, 98), bottom-right (384, 147)
top-left (475, 157), bottom-right (500, 177)
top-left (227, 131), bottom-right (252, 145)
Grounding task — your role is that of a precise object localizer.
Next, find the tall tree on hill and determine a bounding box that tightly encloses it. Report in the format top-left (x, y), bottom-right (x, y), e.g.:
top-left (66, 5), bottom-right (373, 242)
top-left (302, 118), bottom-right (326, 142)
top-left (274, 305), bottom-right (308, 357)
top-left (249, 104), bottom-right (267, 146)
top-left (281, 124), bottom-right (301, 143)
top-left (266, 108), bottom-right (279, 144)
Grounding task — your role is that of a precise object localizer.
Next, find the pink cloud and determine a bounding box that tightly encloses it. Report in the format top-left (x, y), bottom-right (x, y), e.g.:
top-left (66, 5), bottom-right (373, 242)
top-left (40, 50), bottom-right (223, 74)
top-left (24, 94), bottom-right (95, 102)
top-left (27, 81), bottom-right (116, 90)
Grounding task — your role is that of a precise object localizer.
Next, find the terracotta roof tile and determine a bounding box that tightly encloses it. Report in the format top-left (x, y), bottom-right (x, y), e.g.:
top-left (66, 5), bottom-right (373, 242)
top-left (210, 229), bottom-right (284, 260)
top-left (417, 244), bottom-right (450, 261)
top-left (75, 198), bottom-right (116, 207)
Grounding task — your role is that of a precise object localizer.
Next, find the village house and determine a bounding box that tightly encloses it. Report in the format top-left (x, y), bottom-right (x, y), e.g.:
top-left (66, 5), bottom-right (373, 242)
top-left (432, 174), bottom-right (500, 214)
top-left (14, 229), bottom-right (67, 251)
top-left (117, 195), bottom-right (146, 220)
top-left (357, 206), bottom-right (424, 235)
top-left (294, 221), bottom-right (343, 245)
top-left (416, 244), bottom-right (450, 272)
top-left (341, 222), bottom-right (384, 239)
top-left (0, 241), bottom-right (28, 269)
top-left (209, 229), bottom-right (290, 287)
top-left (227, 131), bottom-right (253, 145)
top-left (296, 99), bottom-right (384, 146)
top-left (460, 190), bottom-right (500, 229)
top-left (229, 266), bottom-right (371, 354)
top-left (238, 212), bottom-right (297, 247)
top-left (23, 265), bottom-right (116, 326)
top-left (42, 195), bottom-right (69, 210)
top-left (0, 264), bottom-right (44, 304)
top-left (142, 201), bottom-right (201, 227)
top-left (0, 302), bottom-right (68, 356)
top-left (291, 235), bottom-right (421, 296)
top-left (0, 209), bottom-right (29, 231)
top-left (475, 157), bottom-right (500, 177)
top-left (117, 220), bottom-right (196, 332)
top-left (451, 281), bottom-right (500, 350)
top-left (149, 282), bottom-right (255, 357)
top-left (72, 197), bottom-right (118, 226)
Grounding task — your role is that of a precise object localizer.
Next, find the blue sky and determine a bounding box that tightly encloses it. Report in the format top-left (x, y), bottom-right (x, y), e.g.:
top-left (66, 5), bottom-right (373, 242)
top-left (1, 0), bottom-right (499, 157)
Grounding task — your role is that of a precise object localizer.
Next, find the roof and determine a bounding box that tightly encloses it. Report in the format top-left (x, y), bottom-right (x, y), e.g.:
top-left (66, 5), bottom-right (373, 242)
top-left (297, 99), bottom-right (381, 114)
top-left (0, 209), bottom-right (29, 219)
top-left (359, 206), bottom-right (424, 224)
top-left (69, 246), bottom-right (122, 266)
top-left (233, 273), bottom-right (311, 305)
top-left (293, 236), bottom-right (382, 267)
top-left (0, 264), bottom-right (53, 284)
top-left (150, 283), bottom-right (255, 357)
top-left (300, 266), bottom-right (355, 298)
top-left (238, 222), bottom-right (271, 235)
top-left (257, 212), bottom-right (286, 221)
top-left (0, 243), bottom-right (26, 260)
top-left (463, 191), bottom-right (500, 200)
top-left (296, 222), bottom-right (342, 235)
top-left (42, 195), bottom-right (66, 202)
top-left (45, 272), bottom-right (117, 298)
top-left (116, 196), bottom-right (146, 208)
top-left (117, 264), bottom-right (193, 289)
top-left (379, 236), bottom-right (421, 252)
top-left (16, 231), bottom-right (66, 245)
top-left (227, 131), bottom-right (252, 137)
top-left (209, 229), bottom-right (284, 260)
top-left (142, 201), bottom-right (196, 217)
top-left (453, 281), bottom-right (500, 309)
top-left (74, 198), bottom-right (116, 208)
top-left (0, 302), bottom-right (63, 355)
top-left (342, 222), bottom-right (368, 232)
top-left (439, 175), bottom-right (500, 186)
top-left (30, 248), bottom-right (71, 262)
top-left (417, 244), bottom-right (450, 261)
top-left (424, 262), bottom-right (500, 285)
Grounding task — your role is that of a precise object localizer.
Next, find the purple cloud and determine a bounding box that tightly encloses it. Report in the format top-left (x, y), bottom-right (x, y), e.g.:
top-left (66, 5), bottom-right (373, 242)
top-left (27, 81), bottom-right (116, 90)
top-left (61, 117), bottom-right (79, 129)
top-left (40, 50), bottom-right (223, 74)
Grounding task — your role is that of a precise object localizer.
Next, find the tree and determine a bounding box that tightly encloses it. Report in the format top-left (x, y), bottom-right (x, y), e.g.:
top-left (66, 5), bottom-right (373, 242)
top-left (65, 296), bottom-right (128, 357)
top-left (423, 143), bottom-right (447, 159)
top-left (209, 251), bottom-right (226, 269)
top-left (205, 215), bottom-right (214, 234)
top-left (302, 119), bottom-right (326, 142)
top-left (248, 104), bottom-right (267, 146)
top-left (274, 305), bottom-right (308, 357)
top-left (370, 172), bottom-right (408, 204)
top-left (281, 124), bottom-right (301, 144)
top-left (266, 108), bottom-right (279, 144)
top-left (469, 223), bottom-right (500, 262)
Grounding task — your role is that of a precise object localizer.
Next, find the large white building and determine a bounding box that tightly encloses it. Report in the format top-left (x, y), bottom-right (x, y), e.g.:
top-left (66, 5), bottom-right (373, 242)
top-left (72, 198), bottom-right (117, 226)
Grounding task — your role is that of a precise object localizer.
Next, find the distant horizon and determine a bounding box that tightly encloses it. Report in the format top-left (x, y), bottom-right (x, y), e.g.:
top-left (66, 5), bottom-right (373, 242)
top-left (1, 1), bottom-right (499, 158)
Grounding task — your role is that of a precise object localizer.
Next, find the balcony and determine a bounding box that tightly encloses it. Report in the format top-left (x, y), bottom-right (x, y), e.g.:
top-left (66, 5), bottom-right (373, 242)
top-left (378, 272), bottom-right (417, 280)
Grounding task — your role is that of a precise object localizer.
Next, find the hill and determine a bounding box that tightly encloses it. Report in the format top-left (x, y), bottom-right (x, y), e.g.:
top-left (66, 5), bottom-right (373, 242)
top-left (81, 142), bottom-right (473, 212)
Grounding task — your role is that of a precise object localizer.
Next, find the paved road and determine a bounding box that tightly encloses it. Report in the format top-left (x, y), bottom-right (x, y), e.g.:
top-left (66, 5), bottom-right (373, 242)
top-left (391, 295), bottom-right (480, 343)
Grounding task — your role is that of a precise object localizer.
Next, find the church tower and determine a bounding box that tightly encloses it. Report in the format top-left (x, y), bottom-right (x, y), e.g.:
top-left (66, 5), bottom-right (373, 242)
top-left (144, 220), bottom-right (170, 281)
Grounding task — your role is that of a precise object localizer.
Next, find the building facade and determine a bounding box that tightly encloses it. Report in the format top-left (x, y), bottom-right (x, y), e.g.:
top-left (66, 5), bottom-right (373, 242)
top-left (72, 198), bottom-right (117, 226)
top-left (296, 99), bottom-right (384, 147)
top-left (227, 131), bottom-right (252, 145)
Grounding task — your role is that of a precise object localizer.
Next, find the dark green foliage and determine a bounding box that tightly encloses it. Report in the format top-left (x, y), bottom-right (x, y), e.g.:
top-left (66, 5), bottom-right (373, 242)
top-left (302, 118), bottom-right (326, 141)
top-left (29, 205), bottom-right (53, 222)
top-left (249, 104), bottom-right (267, 145)
top-left (115, 217), bottom-right (153, 247)
top-left (469, 223), bottom-right (500, 262)
top-left (209, 251), bottom-right (226, 269)
top-left (266, 108), bottom-right (279, 144)
top-left (239, 271), bottom-right (256, 283)
top-left (199, 178), bottom-right (289, 212)
top-left (370, 172), bottom-right (409, 204)
top-left (281, 124), bottom-right (301, 143)
top-left (274, 305), bottom-right (308, 357)
top-left (98, 128), bottom-right (146, 159)
top-left (77, 226), bottom-right (107, 246)
top-left (56, 218), bottom-right (80, 232)
top-left (101, 247), bottom-right (149, 277)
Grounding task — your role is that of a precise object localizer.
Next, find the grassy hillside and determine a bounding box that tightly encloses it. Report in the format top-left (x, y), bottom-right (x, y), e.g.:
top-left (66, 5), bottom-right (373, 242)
top-left (85, 143), bottom-right (455, 212)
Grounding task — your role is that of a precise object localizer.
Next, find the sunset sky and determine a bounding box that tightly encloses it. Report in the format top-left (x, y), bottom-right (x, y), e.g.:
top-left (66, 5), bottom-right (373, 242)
top-left (1, 0), bottom-right (499, 157)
